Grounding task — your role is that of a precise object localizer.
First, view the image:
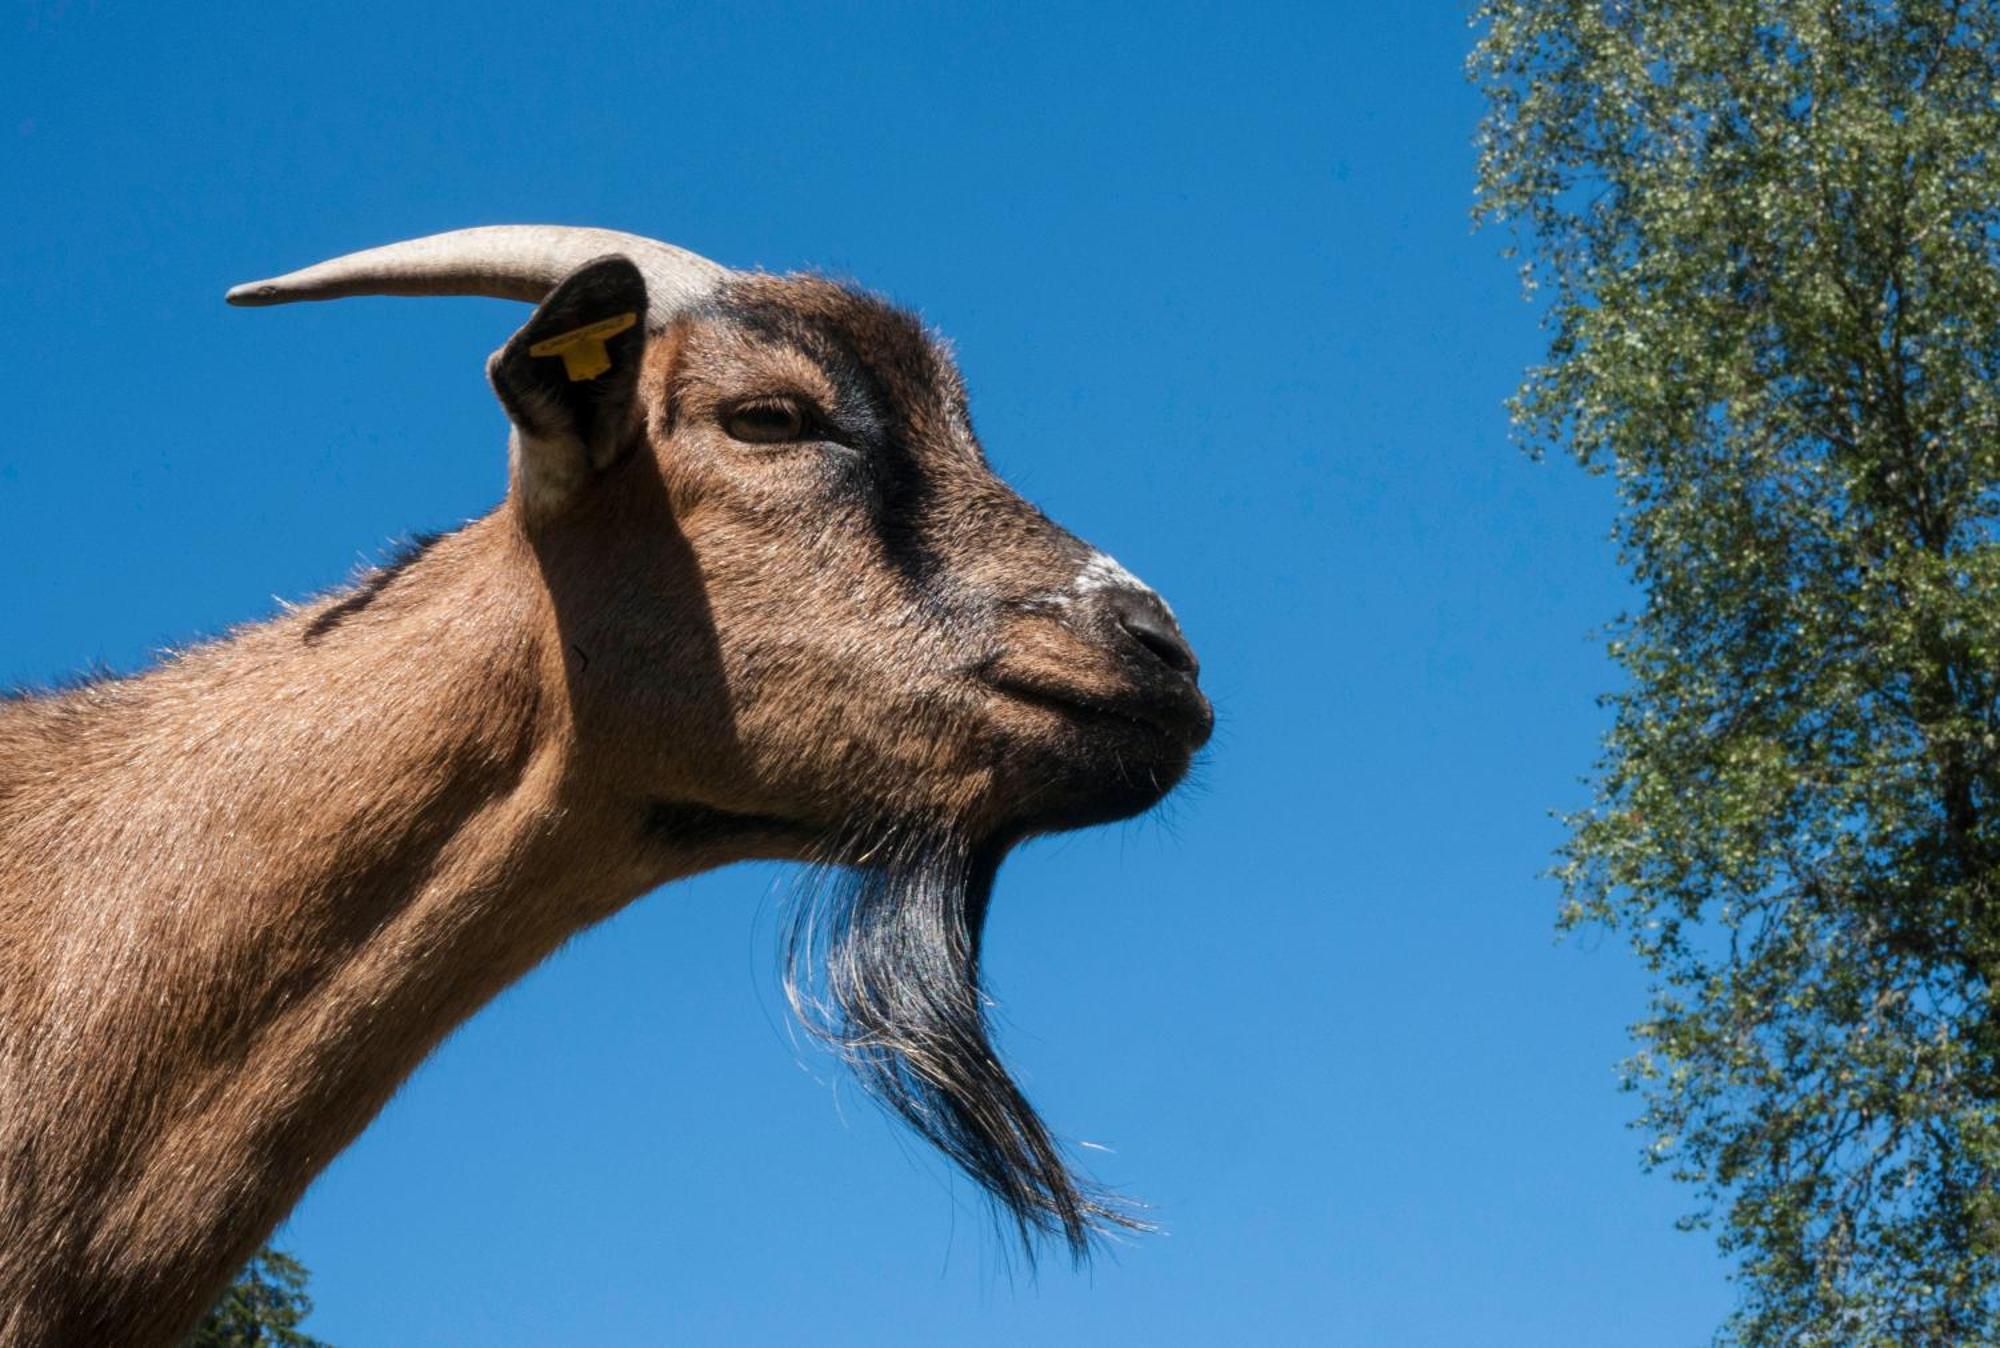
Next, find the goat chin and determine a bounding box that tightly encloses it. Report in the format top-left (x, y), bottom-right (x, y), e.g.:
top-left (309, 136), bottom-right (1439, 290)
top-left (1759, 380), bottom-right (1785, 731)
top-left (996, 728), bottom-right (1204, 839)
top-left (783, 826), bottom-right (1146, 1261)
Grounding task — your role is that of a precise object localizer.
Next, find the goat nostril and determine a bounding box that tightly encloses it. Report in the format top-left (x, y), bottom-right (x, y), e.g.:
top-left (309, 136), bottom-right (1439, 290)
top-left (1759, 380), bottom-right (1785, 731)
top-left (1114, 599), bottom-right (1199, 677)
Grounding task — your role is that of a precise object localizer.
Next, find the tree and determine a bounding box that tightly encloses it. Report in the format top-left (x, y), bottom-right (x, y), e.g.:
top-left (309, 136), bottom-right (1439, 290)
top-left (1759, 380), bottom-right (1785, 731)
top-left (1474, 2), bottom-right (2000, 1342)
top-left (185, 1247), bottom-right (328, 1348)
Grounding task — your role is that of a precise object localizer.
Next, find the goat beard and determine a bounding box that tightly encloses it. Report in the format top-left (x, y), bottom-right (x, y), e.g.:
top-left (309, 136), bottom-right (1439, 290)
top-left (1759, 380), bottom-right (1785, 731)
top-left (784, 825), bottom-right (1140, 1260)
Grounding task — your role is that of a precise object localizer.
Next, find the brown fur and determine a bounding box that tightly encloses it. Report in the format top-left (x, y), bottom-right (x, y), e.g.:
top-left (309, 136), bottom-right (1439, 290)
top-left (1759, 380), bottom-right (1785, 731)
top-left (0, 273), bottom-right (1208, 1345)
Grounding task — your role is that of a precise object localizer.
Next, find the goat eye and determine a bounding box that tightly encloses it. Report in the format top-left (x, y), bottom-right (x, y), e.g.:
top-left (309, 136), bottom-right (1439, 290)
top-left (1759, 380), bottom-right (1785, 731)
top-left (722, 399), bottom-right (809, 444)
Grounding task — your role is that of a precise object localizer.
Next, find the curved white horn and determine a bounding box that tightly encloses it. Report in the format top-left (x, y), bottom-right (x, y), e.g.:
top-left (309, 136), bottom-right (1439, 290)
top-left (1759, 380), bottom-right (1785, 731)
top-left (224, 225), bottom-right (730, 327)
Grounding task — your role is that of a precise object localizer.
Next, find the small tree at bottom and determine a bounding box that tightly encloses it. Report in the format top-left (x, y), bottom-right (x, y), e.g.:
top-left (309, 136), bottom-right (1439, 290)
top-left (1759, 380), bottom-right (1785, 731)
top-left (184, 1246), bottom-right (328, 1348)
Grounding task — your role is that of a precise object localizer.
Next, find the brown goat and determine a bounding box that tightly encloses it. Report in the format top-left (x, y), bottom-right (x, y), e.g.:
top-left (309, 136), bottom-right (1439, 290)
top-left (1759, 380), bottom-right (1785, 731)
top-left (0, 227), bottom-right (1210, 1347)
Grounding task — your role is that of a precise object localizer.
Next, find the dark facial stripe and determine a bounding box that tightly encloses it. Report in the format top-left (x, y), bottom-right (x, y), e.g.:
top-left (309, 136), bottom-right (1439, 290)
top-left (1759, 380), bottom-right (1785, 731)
top-left (712, 287), bottom-right (955, 603)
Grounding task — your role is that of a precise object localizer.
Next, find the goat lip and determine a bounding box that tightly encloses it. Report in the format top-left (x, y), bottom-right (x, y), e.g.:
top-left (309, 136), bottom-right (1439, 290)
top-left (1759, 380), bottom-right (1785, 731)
top-left (983, 674), bottom-right (1213, 749)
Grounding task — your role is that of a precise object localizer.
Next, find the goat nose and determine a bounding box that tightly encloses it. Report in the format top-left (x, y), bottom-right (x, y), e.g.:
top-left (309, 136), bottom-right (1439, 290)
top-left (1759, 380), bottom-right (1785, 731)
top-left (1105, 590), bottom-right (1199, 678)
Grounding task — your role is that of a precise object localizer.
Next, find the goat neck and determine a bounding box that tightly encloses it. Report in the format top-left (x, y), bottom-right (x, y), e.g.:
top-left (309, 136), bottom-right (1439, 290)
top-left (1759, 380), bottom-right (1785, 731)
top-left (0, 509), bottom-right (687, 1347)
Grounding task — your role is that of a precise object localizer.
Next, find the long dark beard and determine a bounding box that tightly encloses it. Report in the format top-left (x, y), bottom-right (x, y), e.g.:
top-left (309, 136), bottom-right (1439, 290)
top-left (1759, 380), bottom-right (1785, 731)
top-left (785, 826), bottom-right (1141, 1260)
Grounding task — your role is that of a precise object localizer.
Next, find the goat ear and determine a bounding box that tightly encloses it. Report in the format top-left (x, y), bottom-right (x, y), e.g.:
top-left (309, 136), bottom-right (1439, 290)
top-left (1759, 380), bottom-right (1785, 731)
top-left (488, 254), bottom-right (649, 527)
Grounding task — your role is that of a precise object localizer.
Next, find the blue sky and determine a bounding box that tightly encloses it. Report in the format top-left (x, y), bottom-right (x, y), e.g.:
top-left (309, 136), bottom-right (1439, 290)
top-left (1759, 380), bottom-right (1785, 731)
top-left (4, 3), bottom-right (1736, 1344)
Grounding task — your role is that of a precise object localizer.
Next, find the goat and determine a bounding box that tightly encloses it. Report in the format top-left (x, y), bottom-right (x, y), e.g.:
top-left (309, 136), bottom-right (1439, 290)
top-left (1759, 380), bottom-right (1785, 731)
top-left (0, 226), bottom-right (1211, 1347)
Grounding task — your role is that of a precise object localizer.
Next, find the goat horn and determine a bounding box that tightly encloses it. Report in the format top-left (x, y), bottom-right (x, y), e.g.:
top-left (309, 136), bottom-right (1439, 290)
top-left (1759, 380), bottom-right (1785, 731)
top-left (224, 225), bottom-right (730, 327)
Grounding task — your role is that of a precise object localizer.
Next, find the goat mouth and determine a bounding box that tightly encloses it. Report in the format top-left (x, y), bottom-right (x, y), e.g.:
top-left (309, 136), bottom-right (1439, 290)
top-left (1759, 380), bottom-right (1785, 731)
top-left (983, 674), bottom-right (1213, 751)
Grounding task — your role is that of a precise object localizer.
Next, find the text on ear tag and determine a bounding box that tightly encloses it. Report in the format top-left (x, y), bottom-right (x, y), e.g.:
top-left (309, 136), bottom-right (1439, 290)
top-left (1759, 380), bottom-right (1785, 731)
top-left (527, 312), bottom-right (638, 382)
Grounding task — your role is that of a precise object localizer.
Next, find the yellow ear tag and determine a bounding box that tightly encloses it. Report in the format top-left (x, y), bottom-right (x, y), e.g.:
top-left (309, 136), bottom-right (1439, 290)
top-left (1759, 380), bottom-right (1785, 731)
top-left (527, 312), bottom-right (638, 382)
